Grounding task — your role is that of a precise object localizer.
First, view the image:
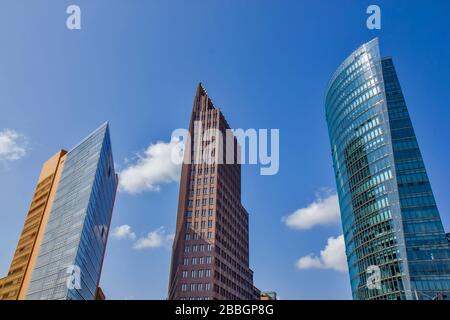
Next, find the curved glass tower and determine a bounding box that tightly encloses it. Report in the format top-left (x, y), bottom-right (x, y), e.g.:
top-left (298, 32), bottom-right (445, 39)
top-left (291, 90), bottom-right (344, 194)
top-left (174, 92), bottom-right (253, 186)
top-left (325, 38), bottom-right (450, 300)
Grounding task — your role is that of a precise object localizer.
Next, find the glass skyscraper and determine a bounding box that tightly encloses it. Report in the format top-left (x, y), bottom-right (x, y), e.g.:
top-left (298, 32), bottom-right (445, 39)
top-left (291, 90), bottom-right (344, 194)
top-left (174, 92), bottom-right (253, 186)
top-left (25, 123), bottom-right (118, 300)
top-left (325, 38), bottom-right (450, 300)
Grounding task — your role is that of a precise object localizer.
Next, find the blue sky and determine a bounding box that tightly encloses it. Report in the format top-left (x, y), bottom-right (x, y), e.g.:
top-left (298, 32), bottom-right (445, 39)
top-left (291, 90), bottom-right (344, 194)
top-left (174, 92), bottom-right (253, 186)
top-left (0, 0), bottom-right (449, 299)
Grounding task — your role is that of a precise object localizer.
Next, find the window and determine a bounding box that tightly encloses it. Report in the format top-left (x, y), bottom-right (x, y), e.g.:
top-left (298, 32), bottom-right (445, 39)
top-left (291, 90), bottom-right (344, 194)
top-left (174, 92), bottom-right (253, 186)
top-left (206, 257), bottom-right (212, 264)
top-left (208, 209), bottom-right (213, 216)
top-left (208, 220), bottom-right (213, 228)
top-left (207, 232), bottom-right (213, 239)
top-left (205, 283), bottom-right (211, 291)
top-left (183, 258), bottom-right (189, 266)
top-left (181, 284), bottom-right (188, 292)
top-left (205, 270), bottom-right (211, 277)
top-left (185, 234), bottom-right (191, 241)
top-left (185, 211), bottom-right (192, 217)
top-left (182, 271), bottom-right (188, 278)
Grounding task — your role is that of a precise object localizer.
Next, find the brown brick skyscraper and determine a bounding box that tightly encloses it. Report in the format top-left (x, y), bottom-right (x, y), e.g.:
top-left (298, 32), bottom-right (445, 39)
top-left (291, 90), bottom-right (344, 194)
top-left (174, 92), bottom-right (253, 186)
top-left (168, 83), bottom-right (259, 300)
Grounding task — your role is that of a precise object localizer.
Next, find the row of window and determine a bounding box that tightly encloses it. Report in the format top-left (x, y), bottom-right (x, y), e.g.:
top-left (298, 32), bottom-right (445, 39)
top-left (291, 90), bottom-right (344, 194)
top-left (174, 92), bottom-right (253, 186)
top-left (331, 91), bottom-right (381, 153)
top-left (350, 168), bottom-right (393, 201)
top-left (402, 208), bottom-right (439, 220)
top-left (403, 220), bottom-right (443, 234)
top-left (345, 127), bottom-right (384, 168)
top-left (183, 257), bottom-right (212, 266)
top-left (390, 118), bottom-right (412, 131)
top-left (182, 269), bottom-right (212, 279)
top-left (190, 164), bottom-right (216, 176)
top-left (350, 228), bottom-right (397, 265)
top-left (358, 277), bottom-right (403, 299)
top-left (413, 279), bottom-right (450, 291)
top-left (190, 176), bottom-right (215, 186)
top-left (340, 158), bottom-right (389, 215)
top-left (397, 172), bottom-right (429, 184)
top-left (396, 159), bottom-right (424, 173)
top-left (190, 187), bottom-right (215, 196)
top-left (184, 244), bottom-right (213, 253)
top-left (327, 51), bottom-right (372, 111)
top-left (335, 77), bottom-right (380, 127)
top-left (186, 220), bottom-right (214, 230)
top-left (185, 232), bottom-right (214, 241)
top-left (353, 208), bottom-right (392, 239)
top-left (188, 198), bottom-right (215, 207)
top-left (348, 229), bottom-right (395, 258)
top-left (181, 283), bottom-right (212, 292)
top-left (185, 209), bottom-right (214, 218)
top-left (348, 183), bottom-right (387, 215)
top-left (330, 82), bottom-right (381, 139)
top-left (398, 182), bottom-right (431, 196)
top-left (408, 249), bottom-right (450, 262)
top-left (353, 193), bottom-right (390, 223)
top-left (400, 195), bottom-right (436, 208)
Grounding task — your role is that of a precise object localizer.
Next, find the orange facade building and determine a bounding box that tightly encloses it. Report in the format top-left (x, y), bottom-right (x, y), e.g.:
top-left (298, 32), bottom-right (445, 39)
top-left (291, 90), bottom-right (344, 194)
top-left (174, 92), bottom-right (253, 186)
top-left (0, 123), bottom-right (117, 300)
top-left (0, 151), bottom-right (67, 300)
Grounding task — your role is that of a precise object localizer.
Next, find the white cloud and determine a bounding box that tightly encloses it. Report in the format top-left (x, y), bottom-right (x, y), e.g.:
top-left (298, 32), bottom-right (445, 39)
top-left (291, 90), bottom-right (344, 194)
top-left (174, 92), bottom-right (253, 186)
top-left (133, 226), bottom-right (174, 250)
top-left (296, 235), bottom-right (348, 272)
top-left (111, 225), bottom-right (136, 240)
top-left (0, 129), bottom-right (27, 161)
top-left (282, 190), bottom-right (340, 230)
top-left (118, 138), bottom-right (183, 194)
